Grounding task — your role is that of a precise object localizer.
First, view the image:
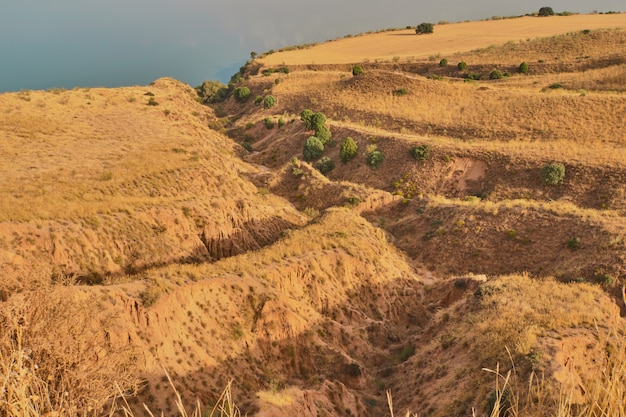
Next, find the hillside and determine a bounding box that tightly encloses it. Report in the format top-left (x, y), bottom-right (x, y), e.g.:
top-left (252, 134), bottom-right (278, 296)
top-left (2, 13), bottom-right (626, 417)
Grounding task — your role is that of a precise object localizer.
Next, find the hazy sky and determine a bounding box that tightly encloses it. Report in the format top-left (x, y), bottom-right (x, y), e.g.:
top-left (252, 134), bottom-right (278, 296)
top-left (1, 0), bottom-right (624, 91)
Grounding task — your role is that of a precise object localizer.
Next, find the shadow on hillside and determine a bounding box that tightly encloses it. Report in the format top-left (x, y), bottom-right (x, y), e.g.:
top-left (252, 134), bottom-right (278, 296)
top-left (127, 275), bottom-right (431, 417)
top-left (76, 216), bottom-right (306, 285)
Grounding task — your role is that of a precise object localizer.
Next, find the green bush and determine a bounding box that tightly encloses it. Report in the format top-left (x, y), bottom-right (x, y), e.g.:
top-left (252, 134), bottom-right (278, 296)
top-left (457, 61), bottom-right (467, 70)
top-left (263, 95), bottom-right (276, 109)
top-left (316, 157), bottom-right (335, 175)
top-left (303, 136), bottom-right (325, 161)
top-left (340, 137), bottom-right (358, 162)
top-left (254, 96), bottom-right (263, 105)
top-left (567, 237), bottom-right (580, 250)
top-left (489, 70), bottom-right (504, 80)
top-left (310, 112), bottom-right (327, 130)
top-left (541, 162), bottom-right (566, 185)
top-left (278, 117), bottom-right (285, 128)
top-left (241, 142), bottom-right (253, 152)
top-left (467, 73), bottom-right (482, 80)
top-left (300, 109), bottom-right (314, 129)
top-left (410, 144), bottom-right (432, 161)
top-left (352, 65), bottom-right (363, 76)
top-left (538, 6), bottom-right (555, 16)
top-left (367, 150), bottom-right (384, 169)
top-left (439, 58), bottom-right (448, 67)
top-left (195, 80), bottom-right (229, 103)
top-left (233, 86), bottom-right (251, 102)
top-left (147, 97), bottom-right (159, 106)
top-left (264, 117), bottom-right (274, 129)
top-left (415, 22), bottom-right (434, 34)
top-left (519, 61), bottom-right (529, 73)
top-left (314, 124), bottom-right (332, 144)
top-left (394, 88), bottom-right (409, 96)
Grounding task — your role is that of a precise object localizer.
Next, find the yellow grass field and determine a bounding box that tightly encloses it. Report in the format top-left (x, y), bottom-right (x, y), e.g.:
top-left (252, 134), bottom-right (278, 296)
top-left (259, 14), bottom-right (626, 66)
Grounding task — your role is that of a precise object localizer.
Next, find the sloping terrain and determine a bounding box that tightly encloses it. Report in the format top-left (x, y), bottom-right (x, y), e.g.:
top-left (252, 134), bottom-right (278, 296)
top-left (0, 79), bottom-right (307, 293)
top-left (2, 14), bottom-right (626, 417)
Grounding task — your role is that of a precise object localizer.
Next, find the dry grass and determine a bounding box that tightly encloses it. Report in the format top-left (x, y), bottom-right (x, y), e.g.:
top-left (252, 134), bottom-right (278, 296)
top-left (259, 15), bottom-right (626, 66)
top-left (0, 79), bottom-right (244, 222)
top-left (0, 286), bottom-right (138, 416)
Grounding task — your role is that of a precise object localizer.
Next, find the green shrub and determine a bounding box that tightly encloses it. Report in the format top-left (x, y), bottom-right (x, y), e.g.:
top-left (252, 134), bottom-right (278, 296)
top-left (398, 346), bottom-right (416, 362)
top-left (147, 97), bottom-right (159, 106)
top-left (340, 137), bottom-right (358, 162)
top-left (457, 61), bottom-right (467, 70)
top-left (567, 237), bottom-right (580, 250)
top-left (233, 86), bottom-right (251, 102)
top-left (278, 117), bottom-right (285, 128)
top-left (367, 150), bottom-right (384, 169)
top-left (274, 78), bottom-right (280, 85)
top-left (254, 96), bottom-right (263, 105)
top-left (410, 144), bottom-right (432, 161)
top-left (263, 95), bottom-right (276, 109)
top-left (310, 112), bottom-right (327, 130)
top-left (316, 157), bottom-right (335, 175)
top-left (264, 117), bottom-right (274, 129)
top-left (314, 124), bottom-right (332, 143)
top-left (394, 88), bottom-right (409, 96)
top-left (439, 58), bottom-right (448, 67)
top-left (415, 22), bottom-right (434, 34)
top-left (303, 136), bottom-right (325, 161)
top-left (489, 70), bottom-right (504, 80)
top-left (352, 65), bottom-right (363, 76)
top-left (195, 80), bottom-right (229, 103)
top-left (519, 61), bottom-right (529, 73)
top-left (241, 142), bottom-right (253, 152)
top-left (538, 6), bottom-right (555, 16)
top-left (541, 162), bottom-right (566, 185)
top-left (300, 109), bottom-right (314, 129)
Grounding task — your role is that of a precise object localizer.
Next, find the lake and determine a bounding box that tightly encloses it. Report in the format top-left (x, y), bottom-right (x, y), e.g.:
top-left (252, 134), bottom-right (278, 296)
top-left (0, 0), bottom-right (623, 92)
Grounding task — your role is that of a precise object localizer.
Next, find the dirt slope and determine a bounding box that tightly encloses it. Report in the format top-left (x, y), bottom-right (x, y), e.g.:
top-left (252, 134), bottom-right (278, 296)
top-left (0, 79), bottom-right (307, 293)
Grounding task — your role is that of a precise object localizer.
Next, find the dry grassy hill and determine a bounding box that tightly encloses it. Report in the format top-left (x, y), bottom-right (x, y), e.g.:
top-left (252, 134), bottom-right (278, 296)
top-left (2, 13), bottom-right (626, 417)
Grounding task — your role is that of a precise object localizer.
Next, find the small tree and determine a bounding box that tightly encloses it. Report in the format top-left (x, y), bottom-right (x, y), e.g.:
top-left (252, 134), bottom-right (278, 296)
top-left (263, 95), bottom-right (276, 109)
top-left (264, 117), bottom-right (274, 129)
top-left (489, 69), bottom-right (504, 80)
top-left (233, 86), bottom-right (251, 102)
top-left (352, 65), bottom-right (363, 76)
top-left (410, 144), bottom-right (432, 161)
top-left (310, 112), bottom-right (327, 130)
top-left (303, 136), bottom-right (324, 161)
top-left (439, 58), bottom-right (448, 67)
top-left (300, 109), bottom-right (314, 129)
top-left (538, 7), bottom-right (555, 16)
top-left (315, 124), bottom-right (332, 144)
top-left (316, 157), bottom-right (335, 175)
top-left (519, 61), bottom-right (529, 73)
top-left (340, 137), bottom-right (358, 162)
top-left (415, 23), bottom-right (434, 34)
top-left (541, 163), bottom-right (566, 185)
top-left (367, 150), bottom-right (384, 169)
top-left (457, 61), bottom-right (467, 71)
